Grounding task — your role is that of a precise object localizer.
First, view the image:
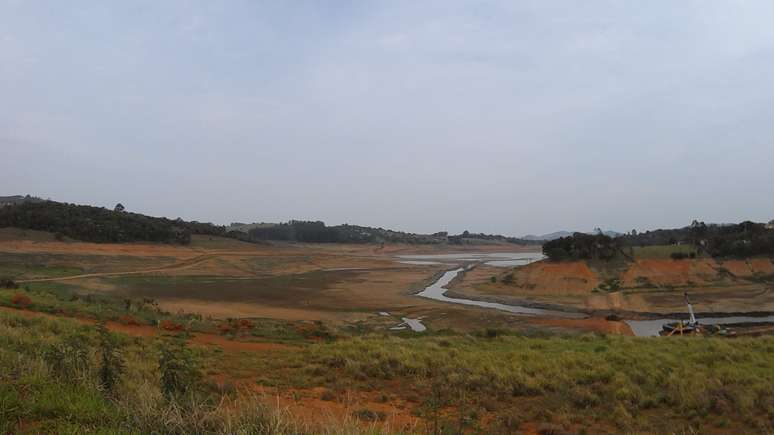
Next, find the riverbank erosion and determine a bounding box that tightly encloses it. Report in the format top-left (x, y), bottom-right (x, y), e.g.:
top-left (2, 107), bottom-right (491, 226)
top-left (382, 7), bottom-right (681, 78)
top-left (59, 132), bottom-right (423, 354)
top-left (449, 256), bottom-right (774, 315)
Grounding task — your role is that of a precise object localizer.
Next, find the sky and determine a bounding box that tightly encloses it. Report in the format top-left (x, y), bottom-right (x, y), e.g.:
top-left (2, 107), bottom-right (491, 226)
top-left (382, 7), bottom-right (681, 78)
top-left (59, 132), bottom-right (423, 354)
top-left (2, 1), bottom-right (774, 236)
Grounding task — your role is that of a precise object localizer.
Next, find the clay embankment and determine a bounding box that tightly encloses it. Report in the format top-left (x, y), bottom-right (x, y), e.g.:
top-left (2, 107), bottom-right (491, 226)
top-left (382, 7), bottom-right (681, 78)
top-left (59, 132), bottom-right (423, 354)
top-left (452, 257), bottom-right (774, 315)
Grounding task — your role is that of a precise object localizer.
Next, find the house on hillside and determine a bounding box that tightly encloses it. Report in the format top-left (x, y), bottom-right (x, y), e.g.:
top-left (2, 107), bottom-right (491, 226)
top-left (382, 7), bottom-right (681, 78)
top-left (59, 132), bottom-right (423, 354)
top-left (767, 220), bottom-right (774, 230)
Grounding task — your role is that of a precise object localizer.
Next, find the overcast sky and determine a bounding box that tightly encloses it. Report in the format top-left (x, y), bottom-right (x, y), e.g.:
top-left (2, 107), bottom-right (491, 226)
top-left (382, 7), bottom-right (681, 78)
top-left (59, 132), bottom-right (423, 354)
top-left (2, 1), bottom-right (774, 236)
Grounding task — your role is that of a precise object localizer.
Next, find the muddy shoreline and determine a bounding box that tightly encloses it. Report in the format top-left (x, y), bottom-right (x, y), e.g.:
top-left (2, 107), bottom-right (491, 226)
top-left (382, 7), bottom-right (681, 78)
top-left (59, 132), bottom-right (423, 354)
top-left (424, 264), bottom-right (774, 322)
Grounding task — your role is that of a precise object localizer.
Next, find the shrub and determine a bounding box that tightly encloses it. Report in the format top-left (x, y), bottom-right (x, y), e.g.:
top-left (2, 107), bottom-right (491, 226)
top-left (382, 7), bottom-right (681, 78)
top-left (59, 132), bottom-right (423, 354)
top-left (352, 408), bottom-right (386, 422)
top-left (97, 322), bottom-right (125, 393)
top-left (159, 319), bottom-right (185, 332)
top-left (597, 279), bottom-right (621, 292)
top-left (43, 335), bottom-right (92, 381)
top-left (0, 278), bottom-right (19, 289)
top-left (10, 293), bottom-right (32, 307)
top-left (118, 315), bottom-right (139, 326)
top-left (485, 328), bottom-right (500, 338)
top-left (158, 337), bottom-right (201, 401)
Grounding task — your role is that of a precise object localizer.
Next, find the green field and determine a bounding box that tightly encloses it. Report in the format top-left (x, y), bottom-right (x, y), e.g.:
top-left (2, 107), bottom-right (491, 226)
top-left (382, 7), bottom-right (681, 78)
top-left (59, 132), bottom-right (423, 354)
top-left (631, 244), bottom-right (698, 259)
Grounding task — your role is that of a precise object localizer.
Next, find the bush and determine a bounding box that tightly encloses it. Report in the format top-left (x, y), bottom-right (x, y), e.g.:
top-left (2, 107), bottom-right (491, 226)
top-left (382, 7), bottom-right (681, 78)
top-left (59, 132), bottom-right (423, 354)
top-left (0, 278), bottom-right (19, 289)
top-left (352, 408), bottom-right (386, 422)
top-left (97, 322), bottom-right (125, 393)
top-left (10, 293), bottom-right (32, 307)
top-left (158, 337), bottom-right (201, 401)
top-left (43, 335), bottom-right (92, 381)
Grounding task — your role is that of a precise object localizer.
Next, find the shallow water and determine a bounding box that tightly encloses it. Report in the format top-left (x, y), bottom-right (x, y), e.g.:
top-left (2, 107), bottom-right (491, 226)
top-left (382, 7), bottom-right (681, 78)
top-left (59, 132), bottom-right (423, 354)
top-left (401, 317), bottom-right (426, 332)
top-left (416, 268), bottom-right (585, 319)
top-left (397, 252), bottom-right (544, 267)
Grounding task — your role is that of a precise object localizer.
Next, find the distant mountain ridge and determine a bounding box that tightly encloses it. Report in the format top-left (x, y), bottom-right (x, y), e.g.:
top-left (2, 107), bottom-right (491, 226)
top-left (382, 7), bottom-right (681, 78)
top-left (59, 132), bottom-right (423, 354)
top-left (523, 229), bottom-right (622, 241)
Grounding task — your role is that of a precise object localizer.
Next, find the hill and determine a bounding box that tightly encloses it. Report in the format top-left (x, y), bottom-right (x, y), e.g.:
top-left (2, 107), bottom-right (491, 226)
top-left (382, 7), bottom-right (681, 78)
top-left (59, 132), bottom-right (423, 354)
top-left (0, 200), bottom-right (225, 244)
top-left (0, 199), bottom-right (539, 246)
top-left (240, 221), bottom-right (540, 245)
top-left (539, 221), bottom-right (774, 261)
top-left (0, 194), bottom-right (44, 207)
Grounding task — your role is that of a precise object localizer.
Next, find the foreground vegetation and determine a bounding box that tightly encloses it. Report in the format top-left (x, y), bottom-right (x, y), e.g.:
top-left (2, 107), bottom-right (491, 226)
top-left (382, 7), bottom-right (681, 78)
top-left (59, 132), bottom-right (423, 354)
top-left (0, 282), bottom-right (343, 346)
top-left (1, 296), bottom-right (772, 433)
top-left (315, 336), bottom-right (774, 433)
top-left (0, 308), bottom-right (389, 434)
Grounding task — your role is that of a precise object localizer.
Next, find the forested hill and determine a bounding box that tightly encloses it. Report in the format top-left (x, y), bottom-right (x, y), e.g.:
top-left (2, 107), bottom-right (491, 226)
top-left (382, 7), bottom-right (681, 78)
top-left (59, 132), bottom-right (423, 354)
top-left (0, 199), bottom-right (538, 246)
top-left (542, 220), bottom-right (774, 261)
top-left (0, 200), bottom-right (224, 244)
top-left (232, 221), bottom-right (540, 245)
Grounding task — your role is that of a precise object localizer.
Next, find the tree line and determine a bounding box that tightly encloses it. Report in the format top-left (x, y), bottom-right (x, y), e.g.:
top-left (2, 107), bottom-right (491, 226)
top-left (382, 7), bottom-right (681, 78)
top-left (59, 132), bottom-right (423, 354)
top-left (0, 201), bottom-right (225, 244)
top-left (542, 232), bottom-right (619, 261)
top-left (543, 220), bottom-right (774, 261)
top-left (245, 221), bottom-right (539, 245)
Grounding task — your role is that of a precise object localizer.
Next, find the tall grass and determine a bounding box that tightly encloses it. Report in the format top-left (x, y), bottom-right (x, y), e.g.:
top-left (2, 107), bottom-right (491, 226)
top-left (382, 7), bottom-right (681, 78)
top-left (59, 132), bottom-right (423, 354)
top-left (0, 310), bottom-right (381, 434)
top-left (2, 306), bottom-right (773, 433)
top-left (301, 333), bottom-right (774, 433)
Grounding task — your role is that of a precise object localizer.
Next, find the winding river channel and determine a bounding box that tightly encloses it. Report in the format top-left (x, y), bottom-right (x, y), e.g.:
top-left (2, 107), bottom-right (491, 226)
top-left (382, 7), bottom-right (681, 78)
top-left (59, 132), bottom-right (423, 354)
top-left (416, 267), bottom-right (586, 319)
top-left (407, 252), bottom-right (774, 337)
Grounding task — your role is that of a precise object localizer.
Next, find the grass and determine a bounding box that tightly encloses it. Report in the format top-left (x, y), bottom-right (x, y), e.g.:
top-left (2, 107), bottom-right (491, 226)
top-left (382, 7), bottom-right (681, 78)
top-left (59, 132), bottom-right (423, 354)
top-left (0, 251), bottom-right (178, 280)
top-left (0, 309), bottom-right (383, 434)
top-left (0, 284), bottom-right (312, 343)
top-left (1, 295), bottom-right (774, 433)
top-left (306, 334), bottom-right (774, 433)
top-left (0, 283), bottom-right (207, 329)
top-left (214, 331), bottom-right (774, 433)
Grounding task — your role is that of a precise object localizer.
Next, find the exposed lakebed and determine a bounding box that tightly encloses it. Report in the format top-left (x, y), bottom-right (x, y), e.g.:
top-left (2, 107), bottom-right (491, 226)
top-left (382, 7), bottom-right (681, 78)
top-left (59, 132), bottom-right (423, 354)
top-left (397, 251), bottom-right (545, 267)
top-left (416, 267), bottom-right (586, 319)
top-left (408, 253), bottom-right (774, 336)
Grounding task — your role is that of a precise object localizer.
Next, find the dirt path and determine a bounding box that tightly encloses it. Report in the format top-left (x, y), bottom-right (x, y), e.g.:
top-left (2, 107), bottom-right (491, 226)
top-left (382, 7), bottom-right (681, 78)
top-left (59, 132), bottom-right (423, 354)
top-left (16, 253), bottom-right (219, 283)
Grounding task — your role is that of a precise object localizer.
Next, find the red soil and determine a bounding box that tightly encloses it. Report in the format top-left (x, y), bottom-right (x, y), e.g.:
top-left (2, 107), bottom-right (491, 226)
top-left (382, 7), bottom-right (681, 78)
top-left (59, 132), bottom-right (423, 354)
top-left (511, 261), bottom-right (600, 294)
top-left (10, 293), bottom-right (32, 307)
top-left (620, 259), bottom-right (720, 287)
top-left (0, 305), bottom-right (287, 352)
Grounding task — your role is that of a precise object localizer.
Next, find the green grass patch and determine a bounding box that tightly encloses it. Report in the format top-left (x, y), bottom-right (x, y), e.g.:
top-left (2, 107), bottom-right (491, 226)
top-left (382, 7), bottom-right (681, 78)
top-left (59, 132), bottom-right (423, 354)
top-left (632, 244), bottom-right (697, 260)
top-left (294, 333), bottom-right (774, 433)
